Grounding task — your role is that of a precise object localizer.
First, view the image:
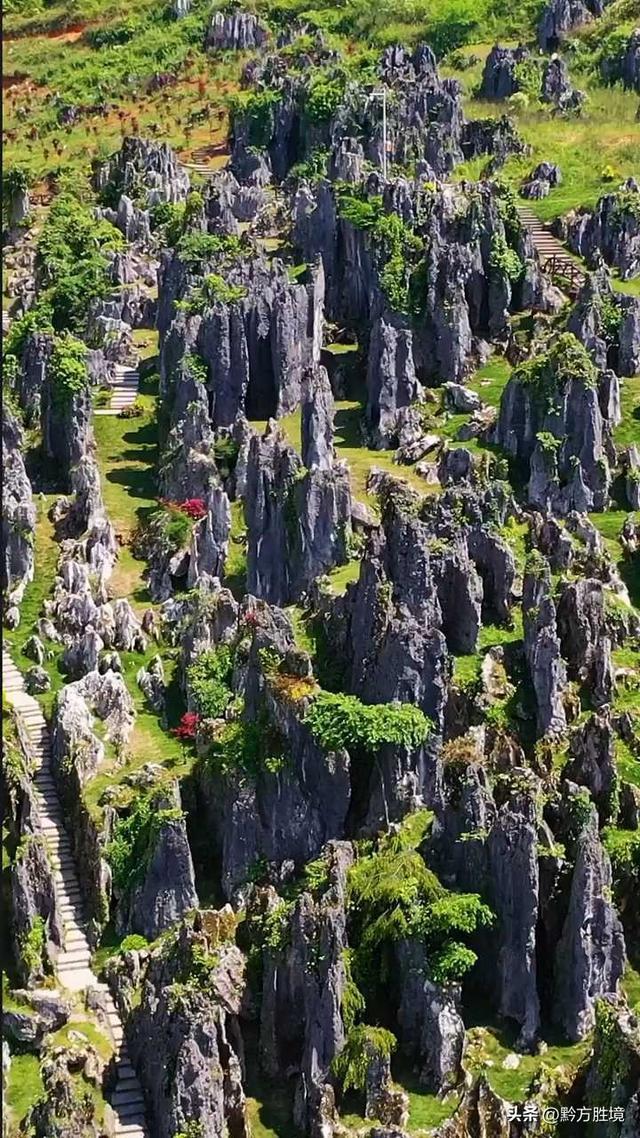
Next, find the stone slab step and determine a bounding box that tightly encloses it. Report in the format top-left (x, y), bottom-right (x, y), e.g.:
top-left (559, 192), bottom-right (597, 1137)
top-left (115, 1076), bottom-right (141, 1092)
top-left (111, 1090), bottom-right (145, 1108)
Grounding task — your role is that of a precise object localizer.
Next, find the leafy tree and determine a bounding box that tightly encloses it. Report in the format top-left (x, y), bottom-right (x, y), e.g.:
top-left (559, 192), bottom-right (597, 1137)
top-left (347, 813), bottom-right (493, 991)
top-left (49, 333), bottom-right (89, 408)
top-left (187, 647), bottom-right (234, 720)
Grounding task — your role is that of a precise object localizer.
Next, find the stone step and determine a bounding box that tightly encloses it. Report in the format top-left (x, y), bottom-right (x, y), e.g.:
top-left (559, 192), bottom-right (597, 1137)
top-left (114, 1126), bottom-right (147, 1137)
top-left (111, 1090), bottom-right (145, 1108)
top-left (115, 1076), bottom-right (141, 1093)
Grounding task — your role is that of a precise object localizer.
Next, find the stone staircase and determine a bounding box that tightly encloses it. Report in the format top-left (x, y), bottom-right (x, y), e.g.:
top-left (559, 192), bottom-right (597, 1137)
top-left (94, 363), bottom-right (140, 417)
top-left (2, 654), bottom-right (148, 1138)
top-left (517, 205), bottom-right (586, 294)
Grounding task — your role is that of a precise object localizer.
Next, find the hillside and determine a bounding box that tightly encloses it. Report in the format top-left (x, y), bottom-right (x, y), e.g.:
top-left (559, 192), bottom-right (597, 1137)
top-left (2, 2), bottom-right (640, 1137)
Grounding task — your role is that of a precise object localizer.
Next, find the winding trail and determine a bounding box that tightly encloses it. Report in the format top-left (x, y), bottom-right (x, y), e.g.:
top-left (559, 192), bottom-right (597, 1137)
top-left (2, 654), bottom-right (149, 1138)
top-left (94, 363), bottom-right (140, 417)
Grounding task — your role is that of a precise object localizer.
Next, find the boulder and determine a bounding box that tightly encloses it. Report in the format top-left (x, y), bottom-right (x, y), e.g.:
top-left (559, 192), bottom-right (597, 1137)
top-left (2, 407), bottom-right (35, 609)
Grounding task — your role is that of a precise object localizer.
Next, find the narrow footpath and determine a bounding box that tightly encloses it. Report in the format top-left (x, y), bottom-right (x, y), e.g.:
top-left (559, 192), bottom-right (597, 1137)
top-left (2, 654), bottom-right (149, 1138)
top-left (94, 363), bottom-right (140, 417)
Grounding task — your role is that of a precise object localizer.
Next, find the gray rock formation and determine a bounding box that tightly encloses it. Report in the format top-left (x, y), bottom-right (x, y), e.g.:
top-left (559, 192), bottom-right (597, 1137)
top-left (366, 312), bottom-right (422, 448)
top-left (494, 335), bottom-right (611, 513)
top-left (564, 712), bottom-right (618, 823)
top-left (95, 136), bottom-right (190, 209)
top-left (480, 44), bottom-right (532, 100)
top-left (245, 422), bottom-right (351, 604)
top-left (601, 27), bottom-right (640, 93)
top-left (541, 56), bottom-right (585, 112)
top-left (557, 577), bottom-right (613, 703)
top-left (301, 365), bottom-right (335, 470)
top-left (186, 485), bottom-right (231, 587)
top-left (561, 187), bottom-right (640, 281)
top-left (538, 0), bottom-right (612, 51)
top-left (206, 9), bottom-right (268, 50)
top-left (488, 793), bottom-right (541, 1050)
top-left (523, 556), bottom-right (567, 737)
top-left (396, 940), bottom-right (466, 1091)
top-left (260, 843), bottom-right (352, 1133)
top-left (553, 811), bottom-right (625, 1040)
top-left (109, 913), bottom-right (250, 1138)
top-left (2, 407), bottom-right (35, 613)
top-left (126, 783), bottom-right (199, 940)
top-left (41, 356), bottom-right (93, 489)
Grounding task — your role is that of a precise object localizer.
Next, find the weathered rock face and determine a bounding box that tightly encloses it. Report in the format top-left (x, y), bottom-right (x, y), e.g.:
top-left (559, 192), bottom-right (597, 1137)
top-left (564, 713), bottom-right (618, 823)
top-left (553, 812), bottom-right (626, 1040)
top-left (2, 407), bottom-right (35, 613)
top-left (17, 332), bottom-right (53, 423)
top-left (109, 913), bottom-right (250, 1138)
top-left (3, 990), bottom-right (71, 1051)
top-left (294, 179), bottom-right (529, 385)
top-left (41, 366), bottom-right (93, 489)
top-left (125, 783), bottom-right (199, 940)
top-left (321, 481), bottom-right (448, 732)
top-left (494, 335), bottom-right (611, 513)
top-left (95, 136), bottom-right (190, 209)
top-left (260, 843), bottom-right (352, 1133)
top-left (366, 311), bottom-right (423, 448)
top-left (30, 1043), bottom-right (106, 1138)
top-left (301, 365), bottom-right (335, 471)
top-left (488, 793), bottom-right (541, 1050)
top-left (245, 422), bottom-right (352, 604)
top-left (159, 256), bottom-right (325, 426)
top-left (584, 999), bottom-right (640, 1130)
top-left (520, 161), bottom-right (562, 201)
top-left (556, 577), bottom-right (613, 704)
top-left (480, 44), bottom-right (532, 99)
top-left (186, 485), bottom-right (231, 588)
top-left (538, 0), bottom-right (612, 51)
top-left (561, 187), bottom-right (640, 281)
top-left (206, 9), bottom-right (268, 50)
top-left (396, 940), bottom-right (466, 1091)
top-left (601, 27), bottom-right (640, 93)
top-left (4, 718), bottom-right (64, 983)
top-left (541, 56), bottom-right (585, 112)
top-left (523, 557), bottom-right (567, 737)
top-left (188, 601), bottom-right (351, 896)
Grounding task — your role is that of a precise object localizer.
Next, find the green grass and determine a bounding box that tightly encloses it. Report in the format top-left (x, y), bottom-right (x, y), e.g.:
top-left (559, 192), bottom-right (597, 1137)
top-left (224, 498), bottom-right (248, 600)
top-left (449, 44), bottom-right (640, 225)
top-left (623, 964), bottom-right (640, 1013)
top-left (50, 1019), bottom-right (114, 1062)
top-left (465, 1023), bottom-right (592, 1102)
top-left (466, 356), bottom-right (512, 408)
top-left (4, 1052), bottom-right (44, 1126)
top-left (93, 393), bottom-right (158, 602)
top-left (615, 376), bottom-right (640, 443)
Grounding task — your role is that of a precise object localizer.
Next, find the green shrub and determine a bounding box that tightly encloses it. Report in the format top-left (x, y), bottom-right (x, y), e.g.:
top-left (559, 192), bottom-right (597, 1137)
top-left (106, 794), bottom-right (184, 898)
top-left (151, 200), bottom-right (187, 246)
top-left (49, 333), bottom-right (88, 408)
top-left (206, 713), bottom-right (285, 778)
top-left (332, 1025), bottom-right (397, 1091)
top-left (179, 273), bottom-right (247, 314)
top-left (512, 332), bottom-right (598, 409)
top-left (231, 89), bottom-right (281, 148)
top-left (489, 233), bottom-right (523, 282)
top-left (187, 647), bottom-right (234, 719)
top-left (305, 78), bottom-right (344, 123)
top-left (19, 915), bottom-right (46, 978)
top-left (176, 232), bottom-right (243, 270)
top-left (347, 814), bottom-right (493, 991)
top-left (305, 691), bottom-right (430, 754)
top-left (35, 193), bottom-right (123, 332)
top-left (120, 934), bottom-right (149, 952)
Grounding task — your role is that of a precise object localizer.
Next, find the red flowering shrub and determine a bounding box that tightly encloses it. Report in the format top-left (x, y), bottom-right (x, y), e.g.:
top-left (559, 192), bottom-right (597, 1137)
top-left (172, 711), bottom-right (200, 740)
top-left (180, 498), bottom-right (207, 519)
top-left (157, 498), bottom-right (207, 520)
